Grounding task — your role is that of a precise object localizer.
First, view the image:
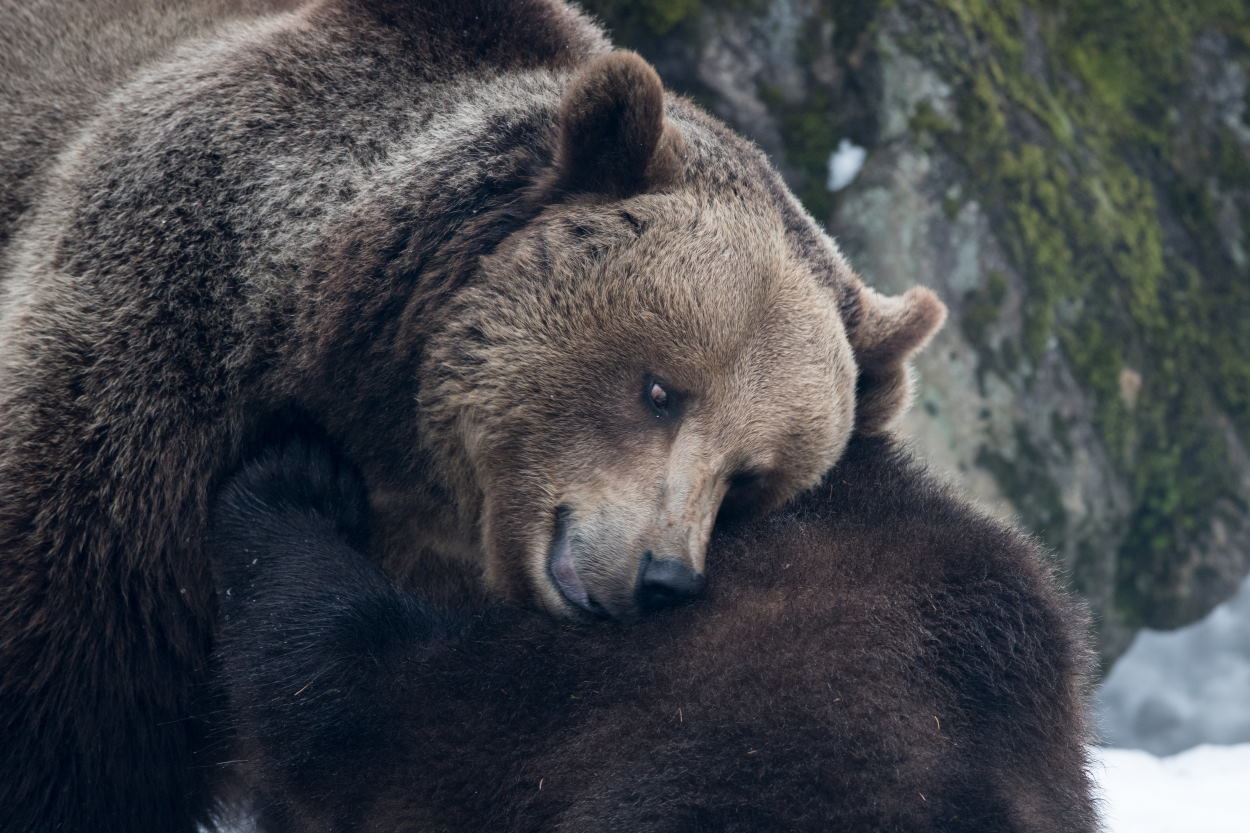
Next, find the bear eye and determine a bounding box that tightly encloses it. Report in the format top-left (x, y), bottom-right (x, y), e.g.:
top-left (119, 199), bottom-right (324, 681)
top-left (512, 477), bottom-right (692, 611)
top-left (650, 381), bottom-right (669, 410)
top-left (643, 376), bottom-right (677, 418)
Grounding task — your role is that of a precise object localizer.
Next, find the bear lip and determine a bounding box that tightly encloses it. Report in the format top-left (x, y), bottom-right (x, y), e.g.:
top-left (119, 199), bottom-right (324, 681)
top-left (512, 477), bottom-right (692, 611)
top-left (548, 505), bottom-right (594, 615)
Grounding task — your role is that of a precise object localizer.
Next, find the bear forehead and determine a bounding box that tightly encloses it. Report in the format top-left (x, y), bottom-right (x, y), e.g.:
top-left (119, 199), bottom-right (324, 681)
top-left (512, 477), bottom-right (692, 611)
top-left (550, 206), bottom-right (850, 377)
top-left (470, 196), bottom-right (857, 452)
top-left (533, 193), bottom-right (850, 351)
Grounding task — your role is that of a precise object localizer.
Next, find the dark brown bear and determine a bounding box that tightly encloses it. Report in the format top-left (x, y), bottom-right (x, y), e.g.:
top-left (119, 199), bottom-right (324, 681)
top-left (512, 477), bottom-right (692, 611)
top-left (0, 1), bottom-right (945, 830)
top-left (210, 434), bottom-right (1098, 833)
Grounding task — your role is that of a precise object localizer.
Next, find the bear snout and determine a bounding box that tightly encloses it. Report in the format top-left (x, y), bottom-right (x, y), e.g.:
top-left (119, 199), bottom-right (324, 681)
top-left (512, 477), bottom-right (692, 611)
top-left (546, 505), bottom-right (707, 619)
top-left (635, 551), bottom-right (706, 611)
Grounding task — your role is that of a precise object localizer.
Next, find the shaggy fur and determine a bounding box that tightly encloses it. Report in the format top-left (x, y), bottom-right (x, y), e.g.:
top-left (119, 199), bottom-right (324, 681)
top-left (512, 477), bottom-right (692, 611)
top-left (1, 2), bottom-right (943, 829)
top-left (212, 434), bottom-right (1098, 832)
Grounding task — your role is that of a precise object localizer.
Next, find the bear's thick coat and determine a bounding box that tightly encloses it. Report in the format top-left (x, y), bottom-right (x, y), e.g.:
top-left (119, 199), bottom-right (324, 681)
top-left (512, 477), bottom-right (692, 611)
top-left (0, 2), bottom-right (945, 829)
top-left (211, 434), bottom-right (1098, 833)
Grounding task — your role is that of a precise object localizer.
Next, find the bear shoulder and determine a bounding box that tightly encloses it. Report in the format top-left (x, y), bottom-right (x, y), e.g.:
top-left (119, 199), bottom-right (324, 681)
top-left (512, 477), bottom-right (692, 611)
top-left (322, 0), bottom-right (609, 72)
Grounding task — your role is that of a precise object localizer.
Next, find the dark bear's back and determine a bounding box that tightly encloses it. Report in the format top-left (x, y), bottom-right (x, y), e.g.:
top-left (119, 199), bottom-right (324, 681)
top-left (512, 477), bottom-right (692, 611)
top-left (214, 435), bottom-right (1098, 832)
top-left (486, 438), bottom-right (1098, 831)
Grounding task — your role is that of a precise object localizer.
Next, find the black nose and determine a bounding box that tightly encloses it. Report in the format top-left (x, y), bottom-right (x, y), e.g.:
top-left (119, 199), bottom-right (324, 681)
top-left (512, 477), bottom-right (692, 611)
top-left (636, 552), bottom-right (706, 611)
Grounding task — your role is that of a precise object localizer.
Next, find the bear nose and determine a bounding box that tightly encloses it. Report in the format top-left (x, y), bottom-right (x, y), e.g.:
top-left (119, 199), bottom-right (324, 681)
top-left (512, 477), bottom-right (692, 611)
top-left (636, 552), bottom-right (706, 611)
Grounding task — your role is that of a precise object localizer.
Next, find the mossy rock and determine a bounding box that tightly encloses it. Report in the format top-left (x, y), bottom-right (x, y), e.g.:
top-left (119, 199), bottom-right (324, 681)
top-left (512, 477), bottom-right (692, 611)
top-left (891, 0), bottom-right (1250, 631)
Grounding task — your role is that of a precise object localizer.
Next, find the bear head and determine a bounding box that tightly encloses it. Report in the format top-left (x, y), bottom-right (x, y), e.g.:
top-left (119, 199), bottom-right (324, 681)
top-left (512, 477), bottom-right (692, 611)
top-left (414, 52), bottom-right (945, 619)
top-left (299, 48), bottom-right (948, 620)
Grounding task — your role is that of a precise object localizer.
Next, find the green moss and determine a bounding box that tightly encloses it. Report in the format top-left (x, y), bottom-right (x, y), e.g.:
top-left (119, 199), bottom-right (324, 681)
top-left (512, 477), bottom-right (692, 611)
top-left (759, 84), bottom-right (840, 221)
top-left (830, 0), bottom-right (885, 54)
top-left (976, 428), bottom-right (1068, 552)
top-left (578, 0), bottom-right (701, 38)
top-left (961, 268), bottom-right (1008, 344)
top-left (1216, 127), bottom-right (1250, 187)
top-left (898, 0), bottom-right (1250, 626)
top-left (910, 100), bottom-right (954, 136)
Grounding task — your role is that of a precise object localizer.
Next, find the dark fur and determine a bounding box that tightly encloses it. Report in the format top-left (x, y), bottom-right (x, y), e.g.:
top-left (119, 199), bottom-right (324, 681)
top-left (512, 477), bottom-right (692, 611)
top-left (213, 435), bottom-right (1098, 832)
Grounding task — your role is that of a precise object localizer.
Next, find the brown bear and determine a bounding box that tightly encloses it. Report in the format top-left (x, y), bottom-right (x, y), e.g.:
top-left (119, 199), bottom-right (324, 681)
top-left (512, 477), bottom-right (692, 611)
top-left (0, 1), bottom-right (944, 830)
top-left (209, 433), bottom-right (1098, 833)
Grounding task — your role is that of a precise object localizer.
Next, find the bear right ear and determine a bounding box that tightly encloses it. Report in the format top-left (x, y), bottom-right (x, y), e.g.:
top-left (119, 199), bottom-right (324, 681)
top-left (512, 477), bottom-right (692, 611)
top-left (846, 284), bottom-right (947, 435)
top-left (554, 51), bottom-right (680, 198)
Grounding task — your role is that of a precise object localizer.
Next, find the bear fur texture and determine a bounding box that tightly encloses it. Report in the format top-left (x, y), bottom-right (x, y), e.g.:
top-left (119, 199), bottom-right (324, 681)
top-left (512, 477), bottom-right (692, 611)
top-left (0, 1), bottom-right (944, 829)
top-left (211, 433), bottom-right (1098, 833)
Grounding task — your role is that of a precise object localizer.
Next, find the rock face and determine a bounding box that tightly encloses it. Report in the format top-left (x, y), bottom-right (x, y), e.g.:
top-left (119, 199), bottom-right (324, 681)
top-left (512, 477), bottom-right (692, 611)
top-left (583, 0), bottom-right (1250, 663)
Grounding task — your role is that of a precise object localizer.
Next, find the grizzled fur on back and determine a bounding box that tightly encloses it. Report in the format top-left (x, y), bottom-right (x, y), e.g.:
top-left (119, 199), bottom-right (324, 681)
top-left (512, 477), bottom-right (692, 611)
top-left (212, 434), bottom-right (1098, 833)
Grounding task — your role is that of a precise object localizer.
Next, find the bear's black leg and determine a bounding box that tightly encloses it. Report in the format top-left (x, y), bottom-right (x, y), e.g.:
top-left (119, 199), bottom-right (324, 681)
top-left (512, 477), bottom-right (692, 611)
top-left (208, 433), bottom-right (457, 831)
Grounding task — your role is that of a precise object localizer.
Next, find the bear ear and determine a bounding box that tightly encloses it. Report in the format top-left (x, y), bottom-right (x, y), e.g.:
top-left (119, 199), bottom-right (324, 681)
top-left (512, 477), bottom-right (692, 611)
top-left (846, 284), bottom-right (947, 435)
top-left (554, 50), bottom-right (679, 197)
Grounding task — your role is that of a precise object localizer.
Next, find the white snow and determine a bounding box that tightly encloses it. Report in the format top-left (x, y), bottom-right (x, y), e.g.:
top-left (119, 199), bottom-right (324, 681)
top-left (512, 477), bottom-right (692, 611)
top-left (826, 139), bottom-right (866, 192)
top-left (1092, 744), bottom-right (1250, 833)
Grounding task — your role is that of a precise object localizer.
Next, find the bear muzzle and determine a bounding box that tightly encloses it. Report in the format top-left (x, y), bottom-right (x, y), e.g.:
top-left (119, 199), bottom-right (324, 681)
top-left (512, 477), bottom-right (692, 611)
top-left (547, 504), bottom-right (707, 619)
top-left (635, 551), bottom-right (706, 611)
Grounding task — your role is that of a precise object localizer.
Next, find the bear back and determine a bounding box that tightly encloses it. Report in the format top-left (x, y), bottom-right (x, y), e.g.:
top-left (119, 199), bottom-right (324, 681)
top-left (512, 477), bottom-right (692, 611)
top-left (213, 433), bottom-right (1098, 832)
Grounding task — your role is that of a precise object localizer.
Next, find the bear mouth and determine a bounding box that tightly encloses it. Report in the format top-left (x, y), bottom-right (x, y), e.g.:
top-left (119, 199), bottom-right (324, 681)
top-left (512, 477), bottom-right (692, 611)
top-left (547, 505), bottom-right (599, 617)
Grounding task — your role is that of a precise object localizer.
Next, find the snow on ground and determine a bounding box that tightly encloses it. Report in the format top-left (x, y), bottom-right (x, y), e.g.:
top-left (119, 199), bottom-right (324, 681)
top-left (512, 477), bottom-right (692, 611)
top-left (1092, 743), bottom-right (1250, 833)
top-left (1097, 570), bottom-right (1250, 755)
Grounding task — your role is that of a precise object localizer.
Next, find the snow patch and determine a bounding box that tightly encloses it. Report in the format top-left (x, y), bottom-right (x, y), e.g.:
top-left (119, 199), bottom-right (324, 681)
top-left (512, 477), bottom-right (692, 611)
top-left (826, 139), bottom-right (866, 192)
top-left (1092, 744), bottom-right (1250, 833)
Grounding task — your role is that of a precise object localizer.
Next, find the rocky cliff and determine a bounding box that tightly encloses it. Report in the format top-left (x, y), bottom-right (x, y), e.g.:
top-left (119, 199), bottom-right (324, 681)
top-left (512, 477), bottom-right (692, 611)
top-left (583, 0), bottom-right (1250, 663)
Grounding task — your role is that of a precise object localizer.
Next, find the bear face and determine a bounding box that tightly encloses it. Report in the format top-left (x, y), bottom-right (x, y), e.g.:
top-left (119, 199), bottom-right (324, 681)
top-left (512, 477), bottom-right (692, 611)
top-left (212, 433), bottom-right (1097, 833)
top-left (430, 193), bottom-right (859, 617)
top-left (408, 52), bottom-right (946, 618)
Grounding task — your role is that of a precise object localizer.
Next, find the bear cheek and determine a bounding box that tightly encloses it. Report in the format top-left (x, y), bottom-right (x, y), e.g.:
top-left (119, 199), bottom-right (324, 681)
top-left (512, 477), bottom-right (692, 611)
top-left (472, 483), bottom-right (561, 608)
top-left (804, 323), bottom-right (860, 478)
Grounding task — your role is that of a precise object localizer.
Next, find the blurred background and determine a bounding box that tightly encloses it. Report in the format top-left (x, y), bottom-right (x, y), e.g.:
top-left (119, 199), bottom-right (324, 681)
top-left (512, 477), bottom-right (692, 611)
top-left (579, 1), bottom-right (1249, 827)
